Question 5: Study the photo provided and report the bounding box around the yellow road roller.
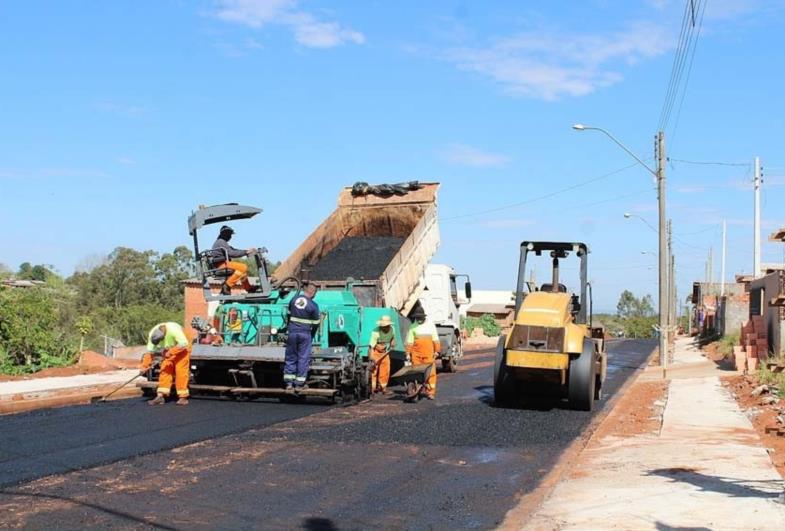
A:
[494,241,607,410]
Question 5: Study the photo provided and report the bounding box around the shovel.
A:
[91,373,144,403]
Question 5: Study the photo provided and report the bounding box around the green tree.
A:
[155,246,194,308]
[461,314,501,337]
[0,286,79,373]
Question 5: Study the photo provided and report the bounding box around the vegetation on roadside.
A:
[0,247,194,374]
[596,290,658,339]
[758,364,785,390]
[461,314,501,337]
[717,333,740,360]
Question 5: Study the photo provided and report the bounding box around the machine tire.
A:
[493,336,515,406]
[442,357,456,373]
[568,339,596,411]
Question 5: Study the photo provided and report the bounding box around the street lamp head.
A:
[624,212,632,218]
[572,123,586,131]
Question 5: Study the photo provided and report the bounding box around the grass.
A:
[758,363,785,392]
[716,333,740,360]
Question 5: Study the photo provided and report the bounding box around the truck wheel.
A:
[442,357,456,373]
[568,339,596,411]
[493,336,515,406]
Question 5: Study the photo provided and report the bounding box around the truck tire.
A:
[442,357,456,373]
[493,336,515,406]
[568,339,596,411]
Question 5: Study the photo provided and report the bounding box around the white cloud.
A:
[444,22,672,100]
[117,157,135,165]
[213,0,364,48]
[441,143,510,168]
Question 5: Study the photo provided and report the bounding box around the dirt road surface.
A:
[0,339,654,530]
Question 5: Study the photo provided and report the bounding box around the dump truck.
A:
[140,183,441,402]
[494,241,607,411]
[416,264,471,372]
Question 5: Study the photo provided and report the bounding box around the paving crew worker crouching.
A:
[405,309,441,400]
[140,322,191,406]
[284,283,320,392]
[369,315,396,394]
[211,225,257,295]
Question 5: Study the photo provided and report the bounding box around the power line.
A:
[669,0,707,146]
[440,161,643,222]
[658,0,707,134]
[658,0,698,131]
[668,157,750,167]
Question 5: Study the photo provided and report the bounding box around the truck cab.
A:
[417,264,471,372]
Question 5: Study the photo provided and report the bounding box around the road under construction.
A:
[0,340,654,529]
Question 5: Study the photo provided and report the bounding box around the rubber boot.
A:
[176,398,189,406]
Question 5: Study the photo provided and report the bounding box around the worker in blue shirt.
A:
[284,282,321,392]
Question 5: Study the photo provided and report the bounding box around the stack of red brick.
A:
[734,315,768,371]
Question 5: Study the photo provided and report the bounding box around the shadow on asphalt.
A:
[0,489,177,530]
[302,517,340,531]
[473,384,572,412]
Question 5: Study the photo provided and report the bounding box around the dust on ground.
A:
[722,373,785,478]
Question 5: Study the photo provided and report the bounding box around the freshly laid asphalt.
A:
[0,339,654,530]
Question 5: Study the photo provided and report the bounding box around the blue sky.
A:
[2,0,785,311]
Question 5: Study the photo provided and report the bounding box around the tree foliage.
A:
[613,291,657,338]
[1,246,195,374]
[0,286,79,374]
[461,314,501,337]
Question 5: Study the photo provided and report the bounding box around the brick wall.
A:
[183,280,222,339]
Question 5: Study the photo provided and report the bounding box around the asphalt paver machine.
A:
[494,241,607,410]
[139,203,400,402]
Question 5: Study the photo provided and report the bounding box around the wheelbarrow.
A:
[389,363,433,402]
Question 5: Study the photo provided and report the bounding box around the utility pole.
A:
[656,131,668,378]
[708,247,713,288]
[721,220,727,297]
[754,156,762,277]
[667,219,674,346]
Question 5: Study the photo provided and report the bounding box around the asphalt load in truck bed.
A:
[308,236,405,280]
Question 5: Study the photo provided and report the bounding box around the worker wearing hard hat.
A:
[140,322,191,405]
[369,315,396,394]
[284,283,321,392]
[211,225,257,295]
[405,308,441,399]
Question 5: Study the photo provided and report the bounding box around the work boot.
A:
[147,395,165,406]
[221,283,231,296]
[381,388,391,395]
[425,394,435,400]
[246,285,260,293]
[295,384,309,393]
[285,383,295,394]
[176,398,189,406]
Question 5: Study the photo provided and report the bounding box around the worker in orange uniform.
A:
[369,315,396,394]
[211,225,257,295]
[405,308,441,400]
[140,322,191,406]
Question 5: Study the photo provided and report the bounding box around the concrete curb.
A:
[498,339,659,529]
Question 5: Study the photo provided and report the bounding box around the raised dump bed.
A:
[274,183,440,315]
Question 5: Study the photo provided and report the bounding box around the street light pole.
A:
[574,124,668,378]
